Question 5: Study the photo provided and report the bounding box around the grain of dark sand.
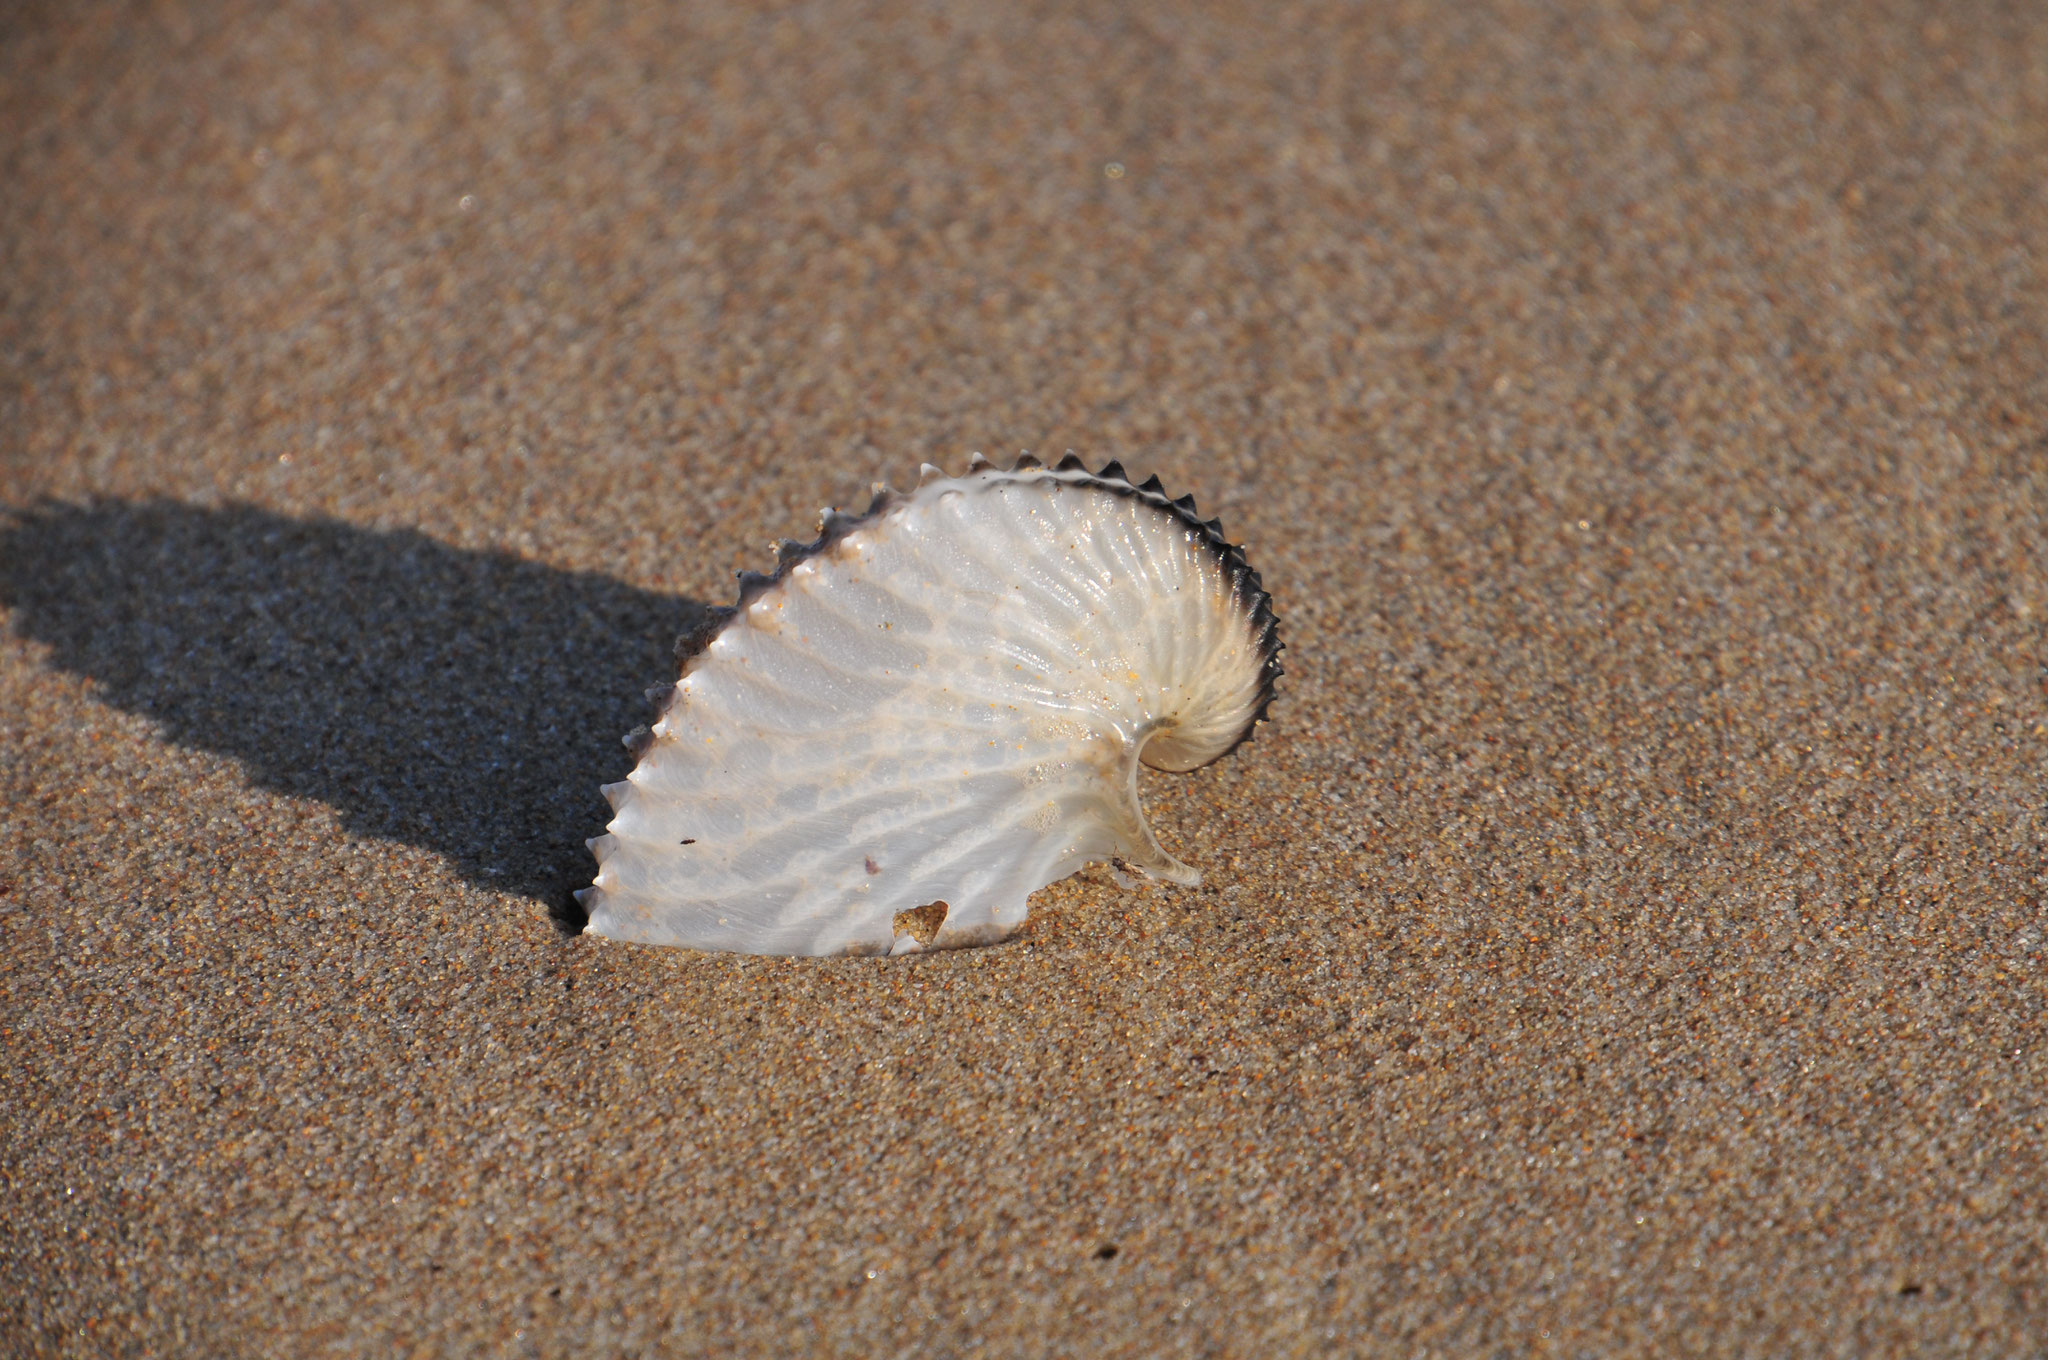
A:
[2,2,2044,1355]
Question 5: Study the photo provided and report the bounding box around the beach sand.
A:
[2,1,2043,1353]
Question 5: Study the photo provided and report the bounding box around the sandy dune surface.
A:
[2,1,2043,1354]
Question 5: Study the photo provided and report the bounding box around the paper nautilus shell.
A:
[576,455,1282,956]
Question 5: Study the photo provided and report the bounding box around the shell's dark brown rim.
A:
[662,454,1284,751]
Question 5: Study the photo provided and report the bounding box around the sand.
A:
[2,0,2043,1354]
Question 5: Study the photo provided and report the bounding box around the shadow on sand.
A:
[0,499,709,930]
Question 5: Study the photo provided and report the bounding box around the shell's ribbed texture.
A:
[578,458,1281,956]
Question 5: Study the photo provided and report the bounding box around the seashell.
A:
[576,455,1281,957]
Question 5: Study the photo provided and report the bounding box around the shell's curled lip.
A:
[569,454,1283,954]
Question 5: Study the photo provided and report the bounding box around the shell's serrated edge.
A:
[553,885,594,937]
[662,457,1281,756]
[1062,455,1285,763]
[671,485,905,678]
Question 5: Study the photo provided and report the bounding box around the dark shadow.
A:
[0,499,709,930]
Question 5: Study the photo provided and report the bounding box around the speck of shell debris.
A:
[0,0,2043,1355]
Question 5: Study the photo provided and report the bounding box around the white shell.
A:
[577,458,1280,956]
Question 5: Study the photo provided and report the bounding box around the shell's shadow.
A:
[0,499,706,930]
